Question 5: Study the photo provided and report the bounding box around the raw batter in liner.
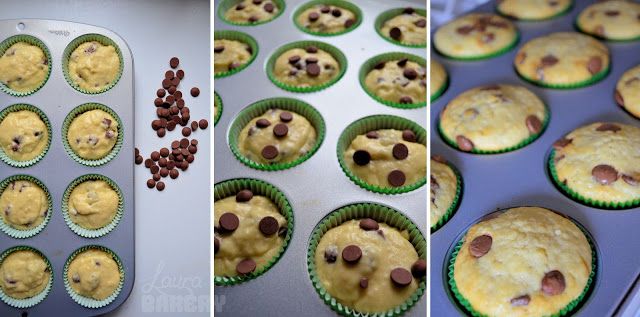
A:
[0,250,50,299]
[0,180,48,230]
[273,46,340,88]
[0,42,49,92]
[214,39,253,74]
[296,4,357,34]
[364,59,426,104]
[67,109,118,160]
[68,41,120,92]
[68,180,119,230]
[67,249,120,300]
[0,110,49,162]
[224,0,279,24]
[380,8,426,45]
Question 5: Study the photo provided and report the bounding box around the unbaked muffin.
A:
[67,41,120,93]
[0,110,49,162]
[380,7,426,46]
[67,249,120,300]
[0,180,48,230]
[0,249,50,300]
[214,39,253,74]
[66,109,118,160]
[0,41,49,93]
[67,180,119,230]
[296,3,357,34]
[364,58,426,105]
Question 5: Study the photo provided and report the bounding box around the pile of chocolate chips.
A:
[353,129,417,187]
[388,8,426,41]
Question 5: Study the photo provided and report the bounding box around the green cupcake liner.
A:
[214,30,259,79]
[307,202,426,317]
[61,103,123,167]
[337,115,427,194]
[430,73,449,103]
[266,40,347,93]
[228,97,326,171]
[62,33,124,95]
[214,91,223,126]
[61,174,124,238]
[359,52,426,109]
[0,246,53,308]
[447,208,597,317]
[574,19,640,42]
[430,159,463,233]
[217,0,286,26]
[0,35,52,97]
[0,103,52,168]
[435,30,520,61]
[0,175,52,239]
[214,178,294,286]
[63,245,125,308]
[496,1,573,21]
[293,0,363,37]
[515,63,610,89]
[374,8,427,48]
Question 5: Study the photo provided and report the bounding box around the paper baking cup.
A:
[61,103,123,167]
[374,8,427,48]
[61,174,124,238]
[0,103,52,168]
[430,74,449,103]
[496,2,573,21]
[516,63,610,89]
[214,91,223,126]
[214,178,294,286]
[359,52,426,109]
[62,33,123,95]
[431,159,463,233]
[228,97,326,171]
[217,0,286,26]
[435,31,520,61]
[0,34,52,97]
[0,246,53,308]
[266,40,347,93]
[447,208,597,317]
[0,175,52,239]
[337,115,427,195]
[293,0,363,36]
[214,30,259,78]
[63,245,124,308]
[307,202,427,317]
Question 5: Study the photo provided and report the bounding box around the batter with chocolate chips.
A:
[214,39,253,74]
[67,109,118,160]
[67,180,119,230]
[0,180,48,230]
[615,64,640,118]
[0,250,50,299]
[430,156,457,228]
[68,41,120,92]
[272,45,340,88]
[497,0,572,21]
[0,42,49,92]
[380,7,426,45]
[296,4,357,34]
[577,0,640,41]
[67,249,120,300]
[0,110,49,162]
[224,0,279,24]
[364,58,426,104]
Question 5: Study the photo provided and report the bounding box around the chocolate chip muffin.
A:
[224,0,280,24]
[67,249,120,300]
[452,207,593,317]
[380,7,426,46]
[67,180,119,230]
[0,110,48,162]
[615,64,640,118]
[315,218,425,313]
[497,0,572,20]
[67,109,118,160]
[430,156,459,229]
[514,32,610,87]
[364,58,426,105]
[296,3,357,34]
[577,0,640,41]
[272,45,340,88]
[430,59,447,101]
[67,41,120,93]
[0,249,50,300]
[0,180,48,231]
[0,42,49,93]
[439,84,547,153]
[433,13,517,59]
[213,39,253,74]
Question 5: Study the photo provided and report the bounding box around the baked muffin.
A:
[439,84,547,153]
[551,122,640,207]
[452,207,592,317]
[430,59,448,101]
[315,218,424,313]
[364,58,426,105]
[224,0,280,24]
[214,39,253,74]
[272,45,340,88]
[67,41,120,93]
[380,7,426,46]
[67,180,119,230]
[434,13,517,59]
[577,0,640,41]
[430,156,459,229]
[0,180,48,230]
[497,0,572,20]
[514,32,610,87]
[214,189,287,277]
[0,249,50,300]
[0,42,49,93]
[296,3,357,34]
[67,109,118,160]
[615,64,640,118]
[67,249,120,300]
[0,110,49,162]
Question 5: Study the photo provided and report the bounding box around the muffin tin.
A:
[214,0,426,315]
[0,19,134,316]
[431,1,640,315]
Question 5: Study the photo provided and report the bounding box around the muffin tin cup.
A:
[0,34,52,97]
[62,33,124,95]
[435,31,520,61]
[0,245,53,308]
[228,97,326,171]
[292,0,363,37]
[307,202,427,317]
[266,40,347,93]
[430,75,449,103]
[430,159,462,233]
[574,20,640,43]
[374,8,427,48]
[337,115,427,195]
[61,102,124,167]
[214,91,223,126]
[61,174,124,238]
[214,30,259,79]
[0,103,52,168]
[214,178,294,286]
[516,64,611,89]
[359,52,426,109]
[217,0,286,26]
[496,2,574,21]
[0,175,52,239]
[63,245,125,309]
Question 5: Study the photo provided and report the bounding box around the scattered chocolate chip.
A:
[156,181,165,191]
[256,118,271,128]
[353,150,371,166]
[324,246,338,263]
[456,135,474,152]
[342,245,362,263]
[151,151,161,161]
[511,294,530,306]
[345,18,355,28]
[165,70,175,79]
[219,212,240,232]
[390,268,412,287]
[259,216,279,235]
[176,70,185,79]
[541,270,566,296]
[309,12,320,21]
[262,145,279,159]
[596,123,621,132]
[402,130,416,142]
[469,234,492,258]
[190,87,200,97]
[306,63,321,77]
[279,112,293,122]
[236,259,256,274]
[588,56,603,75]
[170,169,179,179]
[389,27,402,40]
[306,57,318,64]
[592,164,618,185]
[273,123,289,137]
[359,277,368,288]
[191,121,198,131]
[181,127,191,137]
[388,170,406,187]
[359,218,379,231]
[236,189,253,202]
[147,179,155,188]
[366,131,379,139]
[150,165,160,174]
[160,168,169,177]
[393,143,409,160]
[170,57,179,69]
[411,259,427,278]
[526,115,542,134]
[180,138,190,148]
[135,155,143,165]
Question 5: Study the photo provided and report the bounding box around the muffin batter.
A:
[434,13,516,59]
[0,42,49,92]
[380,8,426,45]
[577,0,640,41]
[0,180,48,230]
[0,110,49,161]
[430,59,447,100]
[296,4,357,34]
[430,157,458,228]
[272,46,340,88]
[67,249,120,300]
[67,109,118,160]
[214,39,252,74]
[365,58,426,104]
[68,41,120,92]
[0,250,50,299]
[68,180,119,230]
[224,0,280,24]
[497,0,572,20]
[615,64,640,118]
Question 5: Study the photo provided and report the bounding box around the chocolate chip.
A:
[160,168,169,177]
[541,54,558,67]
[190,121,198,131]
[170,169,179,179]
[353,150,371,166]
[279,112,293,122]
[393,143,409,160]
[259,216,279,236]
[541,270,566,296]
[615,90,624,106]
[306,57,318,64]
[414,19,426,28]
[623,174,638,186]
[219,212,239,232]
[374,62,385,70]
[411,259,427,278]
[262,145,279,159]
[151,151,160,161]
[236,259,256,274]
[320,5,331,13]
[288,55,301,64]
[592,164,618,185]
[403,68,418,80]
[588,57,603,75]
[390,268,412,287]
[388,170,406,187]
[182,127,191,137]
[170,57,179,68]
[214,237,220,254]
[135,155,143,165]
[331,8,341,17]
[389,27,402,40]
[309,12,320,21]
[176,69,185,79]
[553,138,572,150]
[264,2,274,13]
[596,123,621,132]
[342,245,362,263]
[402,130,416,142]
[252,0,262,4]
[324,246,338,263]
[236,189,253,202]
[236,3,245,10]
[273,123,288,137]
[248,16,259,23]
[526,115,542,134]
[162,79,171,89]
[147,179,155,188]
[469,234,492,258]
[399,96,413,104]
[256,118,271,128]
[214,46,225,53]
[511,294,530,306]
[180,138,190,148]
[345,18,355,28]
[397,58,408,67]
[456,25,474,35]
[306,63,321,77]
[191,87,200,97]
[605,10,620,16]
[156,181,165,191]
[150,165,160,174]
[306,46,318,53]
[366,131,379,139]
[359,218,379,231]
[403,7,415,14]
[456,135,474,152]
[359,277,368,289]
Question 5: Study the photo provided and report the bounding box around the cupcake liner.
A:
[430,159,463,233]
[574,19,640,42]
[62,33,124,95]
[266,40,347,93]
[430,74,449,103]
[374,8,427,48]
[214,91,223,126]
[214,178,294,286]
[63,245,125,308]
[0,175,52,239]
[337,115,427,195]
[293,0,363,36]
[0,103,52,168]
[435,31,520,61]
[228,97,326,171]
[307,202,427,317]
[496,2,573,21]
[0,246,53,308]
[548,150,640,209]
[61,103,123,167]
[0,35,52,97]
[61,174,124,238]
[515,63,610,89]
[217,0,286,26]
[214,30,259,79]
[359,52,426,109]
[447,208,597,317]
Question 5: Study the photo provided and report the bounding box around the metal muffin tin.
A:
[430,1,640,315]
[214,0,426,315]
[0,19,134,316]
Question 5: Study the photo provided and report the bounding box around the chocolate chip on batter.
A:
[319,5,331,13]
[342,245,362,263]
[288,55,301,64]
[359,218,379,231]
[623,174,639,186]
[592,164,618,185]
[324,245,338,263]
[273,123,289,137]
[262,145,279,159]
[393,143,409,160]
[309,12,320,22]
[397,58,409,67]
[511,294,530,306]
[388,170,406,187]
[219,212,240,232]
[214,237,220,254]
[456,25,474,35]
[306,46,318,53]
[248,16,259,23]
[411,259,427,278]
[469,234,492,258]
[615,90,624,106]
[605,10,620,16]
[390,268,412,287]
[279,111,293,122]
[399,96,413,104]
[596,123,621,132]
[389,27,402,40]
[305,57,318,64]
[236,3,245,10]
[264,2,275,13]
[214,46,225,53]
[588,56,603,75]
[403,68,418,80]
[541,270,566,296]
[366,131,379,139]
[359,277,368,289]
[526,115,543,134]
[402,130,416,142]
[456,135,474,152]
[353,150,371,166]
[345,18,355,28]
[374,62,386,70]
[236,259,256,275]
[331,8,342,17]
[541,54,559,67]
[553,137,572,150]
[403,7,415,14]
[414,19,426,28]
[170,57,179,69]
[306,63,321,77]
[255,118,271,128]
[259,216,279,236]
[176,69,185,79]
